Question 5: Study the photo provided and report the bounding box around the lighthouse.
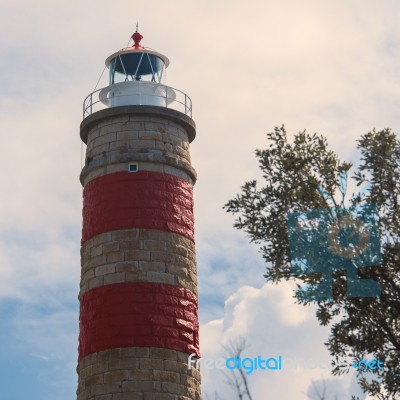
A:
[77,29,202,400]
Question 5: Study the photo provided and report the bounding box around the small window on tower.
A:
[129,163,138,172]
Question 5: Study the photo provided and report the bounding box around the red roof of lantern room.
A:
[131,30,144,49]
[104,28,170,68]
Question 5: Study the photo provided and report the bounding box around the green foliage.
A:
[224,126,400,398]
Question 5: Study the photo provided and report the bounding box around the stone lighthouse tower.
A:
[77,29,202,400]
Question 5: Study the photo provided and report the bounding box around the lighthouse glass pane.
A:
[109,53,165,83]
[109,58,127,84]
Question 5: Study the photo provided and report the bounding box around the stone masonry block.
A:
[149,348,178,361]
[123,380,161,392]
[163,361,187,375]
[153,371,180,384]
[117,131,139,141]
[97,124,119,135]
[81,365,93,379]
[113,393,144,400]
[103,242,119,253]
[184,388,198,400]
[112,230,140,241]
[87,254,107,269]
[174,146,190,158]
[161,134,183,147]
[187,368,201,383]
[105,163,129,175]
[95,264,116,276]
[106,252,125,263]
[77,388,90,400]
[78,353,97,370]
[87,128,100,142]
[180,376,199,391]
[90,244,103,257]
[122,348,150,358]
[119,240,143,251]
[103,370,131,383]
[80,281,89,293]
[83,229,198,295]
[139,230,168,240]
[174,255,192,269]
[77,348,200,400]
[166,244,188,257]
[128,139,156,149]
[139,131,163,140]
[90,232,113,247]
[108,358,138,371]
[82,269,95,282]
[175,278,197,295]
[109,141,128,151]
[92,382,121,396]
[95,394,113,400]
[150,252,175,263]
[144,393,177,400]
[139,358,164,370]
[116,262,139,273]
[88,276,104,291]
[139,261,166,273]
[85,372,104,386]
[130,369,154,381]
[147,272,175,285]
[176,352,189,364]
[120,121,145,131]
[91,143,110,156]
[125,271,147,282]
[125,250,151,261]
[188,272,198,286]
[166,264,188,279]
[83,166,107,184]
[144,240,167,251]
[111,116,131,123]
[161,382,185,395]
[96,348,122,362]
[103,272,126,285]
[92,132,117,148]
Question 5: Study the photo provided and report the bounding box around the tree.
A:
[222,338,254,400]
[206,338,254,400]
[224,126,400,399]
[307,379,338,400]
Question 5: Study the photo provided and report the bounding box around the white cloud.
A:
[200,281,368,399]
[0,0,398,398]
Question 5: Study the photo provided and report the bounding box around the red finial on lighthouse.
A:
[131,23,144,49]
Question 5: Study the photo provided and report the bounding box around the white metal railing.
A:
[83,81,192,118]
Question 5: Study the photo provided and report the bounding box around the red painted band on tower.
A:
[81,171,194,244]
[78,282,200,361]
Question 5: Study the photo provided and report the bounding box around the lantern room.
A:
[82,28,192,118]
[105,30,169,84]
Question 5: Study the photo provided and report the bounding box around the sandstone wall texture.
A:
[77,107,201,400]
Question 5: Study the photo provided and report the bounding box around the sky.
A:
[1,0,400,399]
